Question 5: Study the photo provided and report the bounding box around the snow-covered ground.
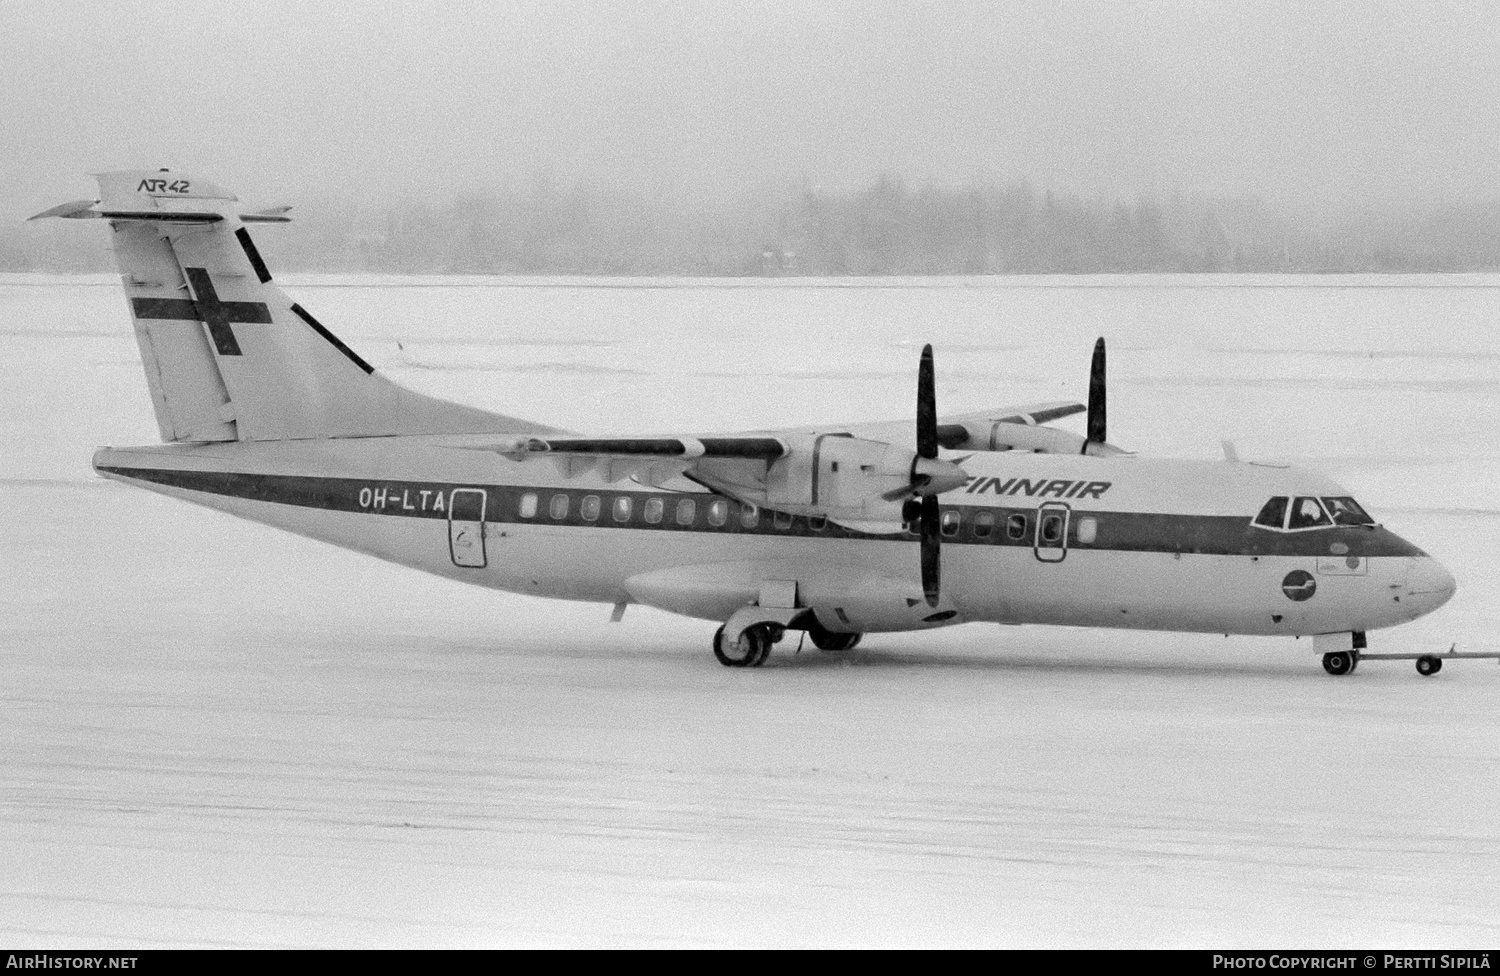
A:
[2,274,1497,947]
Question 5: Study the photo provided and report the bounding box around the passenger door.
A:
[448,488,487,568]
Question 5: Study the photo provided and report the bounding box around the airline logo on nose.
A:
[1281,570,1317,602]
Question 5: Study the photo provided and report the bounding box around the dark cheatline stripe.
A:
[235,227,273,283]
[290,303,374,375]
[96,465,1428,559]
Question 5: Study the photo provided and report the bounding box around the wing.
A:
[442,398,1088,478]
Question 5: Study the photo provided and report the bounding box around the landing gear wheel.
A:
[713,624,772,668]
[1416,655,1443,676]
[811,631,862,652]
[747,626,773,667]
[1322,651,1356,676]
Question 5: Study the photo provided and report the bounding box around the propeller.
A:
[917,345,943,607]
[884,345,965,607]
[1085,337,1106,448]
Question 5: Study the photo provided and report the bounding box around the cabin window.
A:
[740,504,760,529]
[644,497,664,524]
[613,496,632,522]
[1040,513,1064,544]
[519,492,538,518]
[809,514,827,532]
[1254,496,1289,530]
[774,510,794,530]
[549,493,569,520]
[708,499,728,527]
[676,498,697,526]
[1006,513,1028,540]
[1322,496,1374,526]
[580,495,601,521]
[1077,517,1098,544]
[973,511,994,538]
[940,509,960,537]
[1288,496,1332,530]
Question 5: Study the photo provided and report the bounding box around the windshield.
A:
[1288,496,1333,530]
[1322,496,1375,526]
[1253,496,1288,530]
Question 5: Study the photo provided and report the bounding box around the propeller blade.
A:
[920,495,941,607]
[917,344,937,459]
[1087,337,1107,445]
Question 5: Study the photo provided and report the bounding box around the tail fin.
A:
[33,169,543,442]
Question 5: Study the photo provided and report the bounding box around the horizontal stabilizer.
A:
[29,203,290,224]
[241,206,293,223]
[26,200,99,221]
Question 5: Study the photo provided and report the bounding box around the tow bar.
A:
[1354,644,1500,676]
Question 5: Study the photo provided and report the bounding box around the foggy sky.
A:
[4,0,1499,218]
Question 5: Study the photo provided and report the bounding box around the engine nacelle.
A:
[693,433,962,528]
[943,420,1126,456]
[772,434,912,518]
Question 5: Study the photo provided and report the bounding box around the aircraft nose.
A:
[1407,556,1457,611]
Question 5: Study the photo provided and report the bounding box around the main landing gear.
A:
[712,622,865,667]
[810,630,862,652]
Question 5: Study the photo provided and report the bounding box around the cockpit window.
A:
[1321,496,1374,526]
[1253,496,1289,530]
[1288,496,1333,530]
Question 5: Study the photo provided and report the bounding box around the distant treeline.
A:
[12,175,1500,275]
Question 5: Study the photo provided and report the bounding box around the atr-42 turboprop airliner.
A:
[36,170,1471,676]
